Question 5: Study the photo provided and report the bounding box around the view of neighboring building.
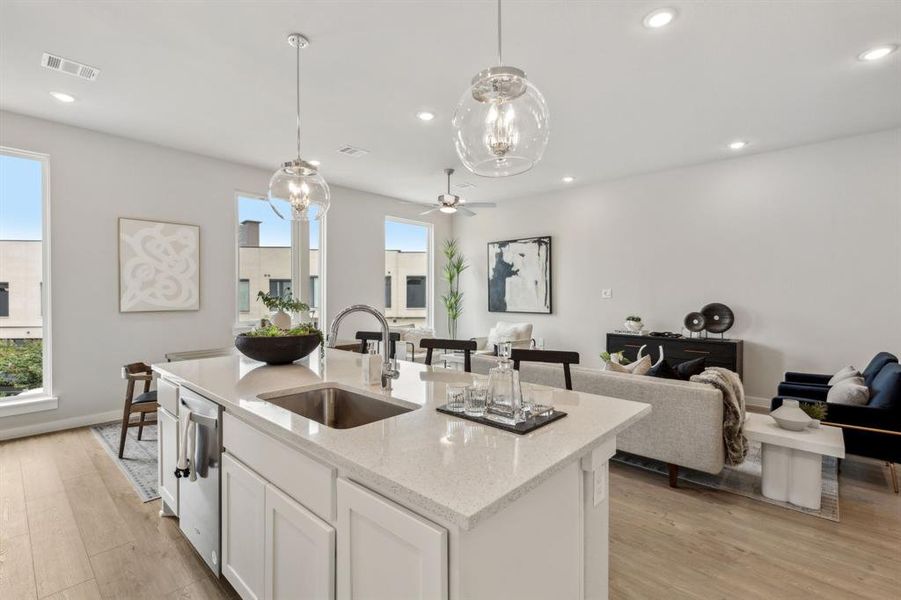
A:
[0,240,42,339]
[384,249,428,327]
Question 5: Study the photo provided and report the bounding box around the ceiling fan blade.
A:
[457,206,477,217]
[419,207,440,215]
[462,202,496,208]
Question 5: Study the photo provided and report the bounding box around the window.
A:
[406,276,427,308]
[238,279,250,313]
[269,279,292,298]
[237,194,325,326]
[385,218,431,327]
[0,148,50,403]
[0,282,8,317]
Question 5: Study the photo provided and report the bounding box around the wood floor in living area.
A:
[1,428,898,600]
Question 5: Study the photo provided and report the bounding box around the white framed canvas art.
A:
[119,217,200,312]
[487,236,552,314]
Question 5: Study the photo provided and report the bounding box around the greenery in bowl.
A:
[800,401,828,421]
[242,323,324,347]
[600,350,631,365]
[626,315,642,322]
[256,291,309,314]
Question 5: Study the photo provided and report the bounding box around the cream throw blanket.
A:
[691,367,748,466]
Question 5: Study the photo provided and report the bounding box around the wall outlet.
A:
[601,288,612,299]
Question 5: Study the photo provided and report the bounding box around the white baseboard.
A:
[745,395,771,409]
[0,409,122,441]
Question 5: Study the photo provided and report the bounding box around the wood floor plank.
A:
[0,532,37,600]
[43,579,102,600]
[167,577,239,600]
[63,471,134,556]
[50,430,98,481]
[25,491,94,598]
[0,450,28,542]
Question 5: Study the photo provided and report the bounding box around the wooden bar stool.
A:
[118,362,159,458]
[421,338,478,373]
[511,349,581,390]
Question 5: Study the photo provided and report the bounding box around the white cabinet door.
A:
[264,483,335,600]
[157,408,179,516]
[222,453,266,600]
[337,479,447,600]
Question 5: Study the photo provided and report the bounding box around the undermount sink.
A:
[260,386,415,429]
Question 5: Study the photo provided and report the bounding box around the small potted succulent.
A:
[235,323,324,365]
[257,291,308,329]
[624,314,643,333]
[800,401,828,428]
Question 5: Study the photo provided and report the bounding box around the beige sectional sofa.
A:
[471,355,726,483]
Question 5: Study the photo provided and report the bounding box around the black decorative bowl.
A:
[701,302,735,334]
[683,312,706,332]
[234,334,320,365]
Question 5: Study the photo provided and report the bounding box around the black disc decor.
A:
[683,312,706,333]
[701,302,735,334]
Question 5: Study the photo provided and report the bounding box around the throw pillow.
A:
[648,359,678,380]
[606,354,652,376]
[826,377,869,406]
[674,357,706,380]
[828,365,860,386]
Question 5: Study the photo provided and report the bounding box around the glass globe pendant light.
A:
[268,33,330,222]
[452,0,549,177]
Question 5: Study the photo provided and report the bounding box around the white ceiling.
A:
[1,1,900,204]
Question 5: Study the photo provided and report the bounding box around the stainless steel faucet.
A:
[327,304,400,389]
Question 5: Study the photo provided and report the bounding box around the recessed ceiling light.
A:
[309,160,321,167]
[49,91,75,103]
[562,176,575,183]
[728,140,748,151]
[643,8,677,29]
[858,44,898,62]
[416,111,435,121]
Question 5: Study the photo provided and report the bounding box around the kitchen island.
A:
[153,348,650,600]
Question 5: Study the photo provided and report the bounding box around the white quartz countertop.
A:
[153,349,650,530]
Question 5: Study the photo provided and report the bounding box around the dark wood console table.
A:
[606,333,743,378]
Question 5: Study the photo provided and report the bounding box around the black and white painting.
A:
[487,236,552,313]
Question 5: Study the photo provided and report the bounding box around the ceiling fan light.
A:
[439,206,457,214]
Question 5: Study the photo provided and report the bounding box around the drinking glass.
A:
[446,384,467,412]
[465,382,488,417]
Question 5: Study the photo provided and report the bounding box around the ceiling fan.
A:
[420,168,496,216]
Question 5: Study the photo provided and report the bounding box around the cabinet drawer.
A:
[224,413,336,522]
[157,378,178,414]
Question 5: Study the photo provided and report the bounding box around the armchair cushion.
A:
[828,365,861,385]
[783,371,831,386]
[826,377,869,406]
[868,362,901,410]
[863,352,899,388]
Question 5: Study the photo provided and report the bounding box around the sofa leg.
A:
[887,462,899,494]
[667,463,679,488]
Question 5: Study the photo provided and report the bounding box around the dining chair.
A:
[511,349,581,390]
[355,331,401,359]
[420,338,478,372]
[118,362,159,458]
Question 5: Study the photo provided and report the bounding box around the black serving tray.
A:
[436,404,567,435]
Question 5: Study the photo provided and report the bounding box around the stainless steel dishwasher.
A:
[177,387,222,575]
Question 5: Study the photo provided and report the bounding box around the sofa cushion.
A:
[487,322,533,347]
[868,363,901,410]
[827,377,869,406]
[828,365,861,386]
[606,354,651,375]
[674,357,707,380]
[648,359,678,380]
[863,352,898,387]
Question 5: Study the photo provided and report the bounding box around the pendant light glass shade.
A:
[268,33,329,221]
[452,1,549,177]
[452,67,549,177]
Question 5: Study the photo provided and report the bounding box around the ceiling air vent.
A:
[336,145,369,158]
[41,53,101,81]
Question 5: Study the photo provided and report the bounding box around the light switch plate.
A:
[601,288,612,299]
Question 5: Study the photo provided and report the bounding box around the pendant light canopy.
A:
[269,33,330,222]
[452,0,549,177]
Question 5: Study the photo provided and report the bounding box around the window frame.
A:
[385,216,434,329]
[238,279,250,313]
[0,146,55,415]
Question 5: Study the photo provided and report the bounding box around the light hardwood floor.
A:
[1,427,899,599]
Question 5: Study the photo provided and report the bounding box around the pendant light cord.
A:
[496,0,503,66]
[295,40,302,160]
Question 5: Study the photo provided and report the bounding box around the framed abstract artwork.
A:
[487,235,552,314]
[119,217,200,312]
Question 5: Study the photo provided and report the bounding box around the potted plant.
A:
[800,401,828,428]
[257,291,308,329]
[624,314,643,333]
[235,323,324,365]
[441,239,468,339]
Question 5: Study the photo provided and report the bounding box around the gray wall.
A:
[453,129,901,404]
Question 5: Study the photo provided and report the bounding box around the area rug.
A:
[91,421,160,502]
[613,441,839,521]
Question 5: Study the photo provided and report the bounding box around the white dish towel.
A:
[176,408,197,482]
